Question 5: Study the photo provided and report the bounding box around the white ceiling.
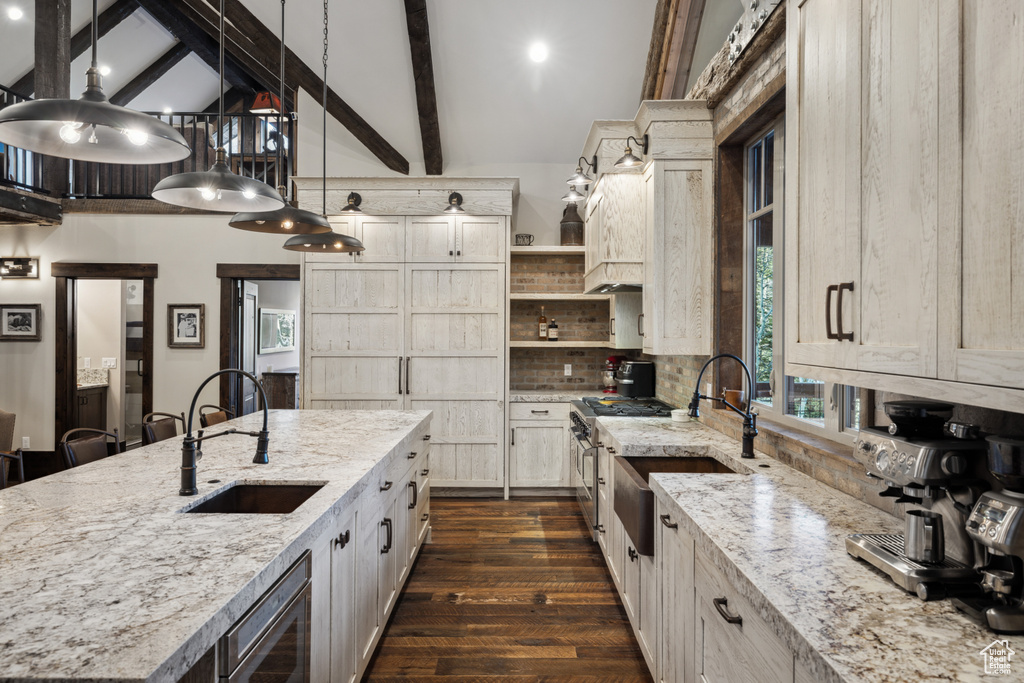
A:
[0,0,658,173]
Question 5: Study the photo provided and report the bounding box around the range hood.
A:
[587,282,642,294]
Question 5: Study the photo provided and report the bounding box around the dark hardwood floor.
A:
[362,497,652,682]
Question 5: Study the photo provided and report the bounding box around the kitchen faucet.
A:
[687,353,758,458]
[179,369,270,496]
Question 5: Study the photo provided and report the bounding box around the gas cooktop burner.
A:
[579,397,675,417]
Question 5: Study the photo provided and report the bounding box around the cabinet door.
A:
[658,499,694,683]
[611,292,643,350]
[378,496,400,624]
[695,550,792,683]
[304,264,404,410]
[456,215,506,263]
[584,192,602,278]
[406,264,505,488]
[509,421,569,487]
[941,0,1024,393]
[329,510,358,683]
[637,551,657,675]
[621,535,640,625]
[354,216,405,263]
[785,0,861,370]
[606,508,623,589]
[407,216,455,262]
[355,502,381,666]
[643,160,713,356]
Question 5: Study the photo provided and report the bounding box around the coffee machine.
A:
[952,436,1024,633]
[846,404,988,599]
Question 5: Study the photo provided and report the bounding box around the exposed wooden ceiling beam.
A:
[171,0,409,175]
[109,42,190,106]
[134,0,260,99]
[404,0,443,175]
[203,87,244,114]
[11,0,138,97]
[641,0,675,101]
[660,0,707,99]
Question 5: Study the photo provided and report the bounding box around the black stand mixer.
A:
[954,436,1024,633]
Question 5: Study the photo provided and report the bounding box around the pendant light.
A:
[229,0,329,234]
[152,0,284,212]
[283,0,363,254]
[0,0,190,164]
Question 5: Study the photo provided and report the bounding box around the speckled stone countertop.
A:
[0,409,430,682]
[510,391,586,403]
[76,367,109,388]
[596,417,1022,683]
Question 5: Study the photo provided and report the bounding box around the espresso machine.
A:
[846,401,987,600]
[952,436,1024,633]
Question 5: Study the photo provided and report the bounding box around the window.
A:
[743,118,859,441]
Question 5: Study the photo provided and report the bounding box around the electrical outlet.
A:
[22,436,30,449]
[564,364,572,376]
[102,357,117,369]
[83,357,91,368]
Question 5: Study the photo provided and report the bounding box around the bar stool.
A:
[141,412,186,446]
[60,428,121,469]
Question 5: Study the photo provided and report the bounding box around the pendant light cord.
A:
[91,0,98,67]
[218,0,225,147]
[322,0,328,217]
[279,0,285,199]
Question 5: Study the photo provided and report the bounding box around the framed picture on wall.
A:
[168,304,205,348]
[0,303,41,341]
[259,308,296,354]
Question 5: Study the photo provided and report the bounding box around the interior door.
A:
[241,281,259,415]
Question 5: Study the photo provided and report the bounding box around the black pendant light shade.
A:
[230,188,331,233]
[282,231,364,253]
[152,148,284,212]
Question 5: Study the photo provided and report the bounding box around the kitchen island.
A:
[0,409,431,681]
[596,416,1021,683]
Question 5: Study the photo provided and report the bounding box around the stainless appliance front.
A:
[220,551,312,682]
[570,408,598,538]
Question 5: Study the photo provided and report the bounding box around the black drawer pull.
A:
[381,518,393,553]
[423,434,431,441]
[825,284,839,340]
[607,447,617,454]
[598,477,606,485]
[837,281,855,341]
[421,513,429,522]
[595,524,605,533]
[408,451,417,459]
[409,480,418,509]
[333,529,350,549]
[628,546,638,562]
[380,481,393,491]
[531,409,549,415]
[660,514,678,529]
[421,468,429,476]
[713,597,742,625]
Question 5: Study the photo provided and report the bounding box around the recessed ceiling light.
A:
[99,65,111,76]
[7,6,24,20]
[528,42,548,63]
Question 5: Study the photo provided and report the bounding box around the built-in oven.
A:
[220,551,311,682]
[570,408,598,538]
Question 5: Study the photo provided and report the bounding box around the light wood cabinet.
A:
[406,215,507,263]
[642,159,713,356]
[509,402,570,488]
[583,172,645,294]
[327,508,357,683]
[657,499,694,683]
[610,293,643,350]
[694,549,793,683]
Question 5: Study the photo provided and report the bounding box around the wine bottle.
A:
[548,318,559,341]
[538,306,548,339]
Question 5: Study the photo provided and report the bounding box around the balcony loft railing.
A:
[0,84,296,202]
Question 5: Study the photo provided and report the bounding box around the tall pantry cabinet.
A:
[298,178,517,491]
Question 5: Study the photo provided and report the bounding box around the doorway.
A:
[53,263,156,451]
[216,264,300,415]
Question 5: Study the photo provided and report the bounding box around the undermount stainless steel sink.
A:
[182,483,325,514]
[614,456,737,556]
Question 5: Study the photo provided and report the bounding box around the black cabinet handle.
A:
[825,284,839,340]
[409,480,418,509]
[837,282,855,341]
[628,546,638,562]
[449,250,454,256]
[598,477,606,485]
[408,451,417,460]
[637,313,644,337]
[595,524,605,533]
[333,529,350,549]
[608,447,617,454]
[405,356,411,395]
[423,434,431,441]
[511,428,515,446]
[398,356,403,395]
[660,514,678,529]
[610,317,616,335]
[380,480,393,491]
[713,597,742,625]
[421,512,429,522]
[531,409,549,415]
[381,518,393,554]
[421,468,429,476]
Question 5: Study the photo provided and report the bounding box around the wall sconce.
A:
[339,192,363,213]
[614,134,649,168]
[561,185,586,203]
[0,257,39,279]
[444,192,465,214]
[566,155,598,186]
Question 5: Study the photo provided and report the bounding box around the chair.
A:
[199,405,234,428]
[0,409,25,489]
[60,428,121,469]
[141,412,186,446]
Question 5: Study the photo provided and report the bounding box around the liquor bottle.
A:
[538,306,548,339]
[548,318,559,341]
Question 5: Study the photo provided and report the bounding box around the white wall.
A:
[0,214,299,450]
[76,279,122,434]
[250,279,301,376]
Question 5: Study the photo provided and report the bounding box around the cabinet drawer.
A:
[509,402,569,420]
[695,550,792,683]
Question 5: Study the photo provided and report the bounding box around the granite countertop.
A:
[76,368,109,389]
[75,381,109,389]
[596,416,1020,683]
[510,391,587,403]
[0,409,431,682]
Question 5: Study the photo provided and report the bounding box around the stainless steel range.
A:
[570,396,675,539]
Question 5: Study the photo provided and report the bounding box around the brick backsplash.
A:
[509,347,609,392]
[511,300,610,343]
[510,254,586,293]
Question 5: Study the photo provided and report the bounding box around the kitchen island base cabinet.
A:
[657,500,694,683]
[694,549,792,683]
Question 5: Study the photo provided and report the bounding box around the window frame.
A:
[741,115,858,443]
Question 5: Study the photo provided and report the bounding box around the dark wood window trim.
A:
[52,263,157,449]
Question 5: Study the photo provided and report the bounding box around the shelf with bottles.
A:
[511,299,610,345]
